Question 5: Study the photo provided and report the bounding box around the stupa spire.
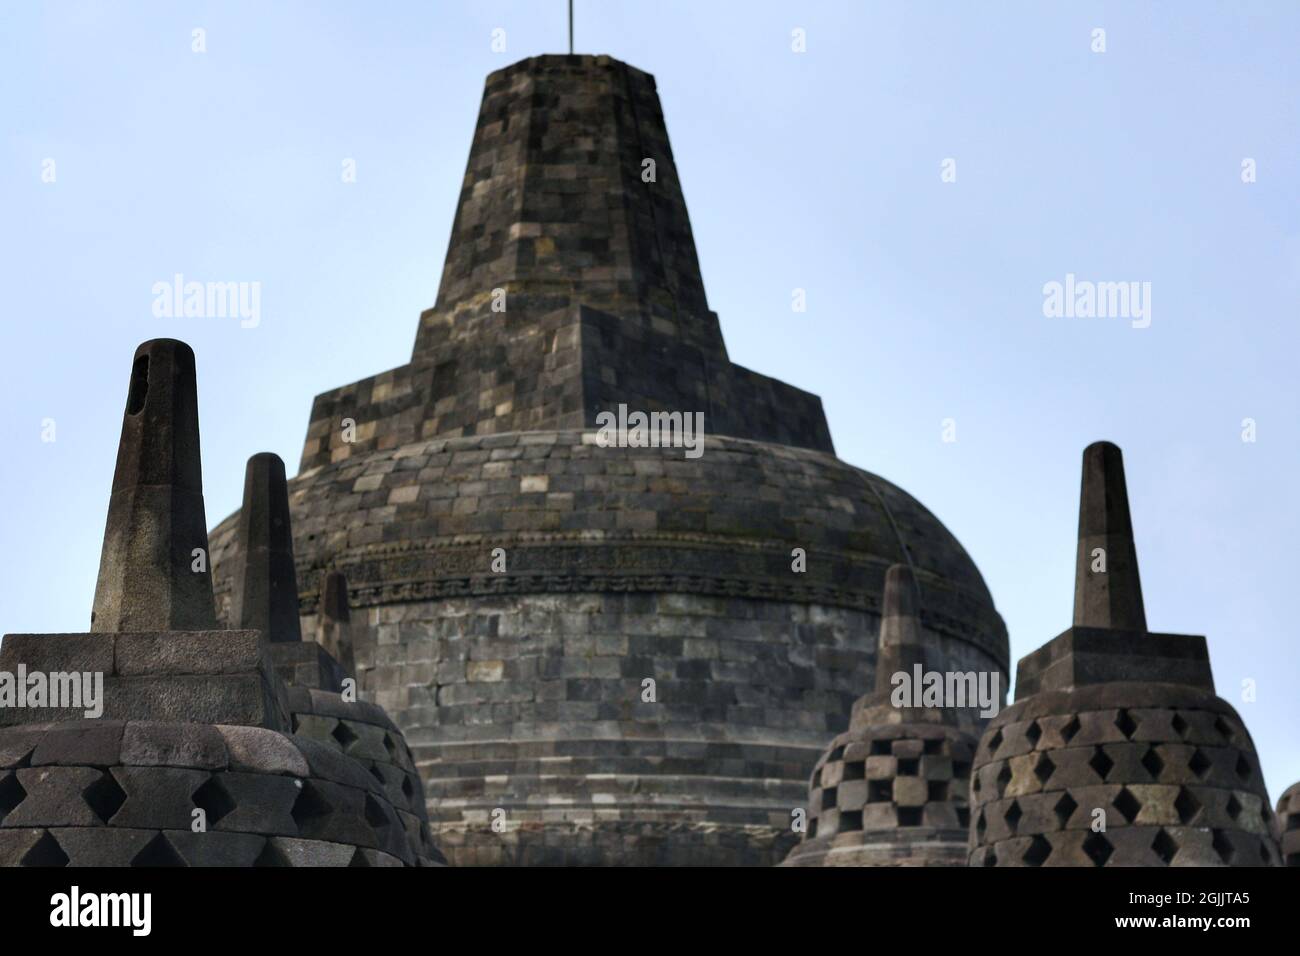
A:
[873,564,927,696]
[229,452,303,643]
[91,338,216,631]
[1072,441,1146,631]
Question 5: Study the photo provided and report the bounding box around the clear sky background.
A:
[2,2,1297,799]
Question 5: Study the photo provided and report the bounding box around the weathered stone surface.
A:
[0,829,48,866]
[120,721,228,770]
[164,830,267,866]
[91,338,216,632]
[8,766,111,827]
[47,827,157,866]
[29,721,125,767]
[113,630,266,677]
[229,452,303,644]
[262,836,355,867]
[109,766,209,829]
[203,771,301,835]
[217,724,310,777]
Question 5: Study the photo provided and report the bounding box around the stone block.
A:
[217,725,309,777]
[121,721,228,770]
[110,765,209,829]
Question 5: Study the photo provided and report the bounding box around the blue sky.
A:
[2,2,1297,797]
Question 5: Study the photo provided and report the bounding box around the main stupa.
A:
[210,54,1008,865]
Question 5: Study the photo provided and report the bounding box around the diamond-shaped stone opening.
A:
[253,839,292,867]
[0,771,28,822]
[1151,828,1178,865]
[1033,752,1055,786]
[971,773,981,796]
[1225,794,1243,821]
[82,771,127,825]
[1060,715,1080,744]
[1004,799,1023,831]
[383,733,399,760]
[331,720,360,751]
[1082,831,1114,866]
[364,792,392,830]
[349,847,372,867]
[867,780,892,803]
[1054,792,1079,828]
[981,847,997,867]
[897,758,918,776]
[291,780,334,837]
[192,776,237,828]
[1115,709,1138,739]
[1022,834,1051,866]
[369,764,386,784]
[841,761,865,781]
[828,745,846,762]
[1211,829,1235,864]
[1174,787,1201,825]
[995,763,1012,797]
[131,833,186,868]
[1141,746,1164,780]
[1235,754,1252,781]
[401,774,415,800]
[838,809,863,832]
[811,767,822,788]
[1089,747,1114,781]
[1025,720,1042,748]
[1171,712,1189,738]
[1188,748,1212,779]
[986,727,1004,756]
[20,831,69,867]
[975,808,986,841]
[896,806,923,827]
[1214,715,1235,742]
[1113,787,1142,824]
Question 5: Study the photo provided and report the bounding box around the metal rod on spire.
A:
[569,0,574,54]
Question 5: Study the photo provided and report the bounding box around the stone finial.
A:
[230,453,303,643]
[1073,441,1147,632]
[91,339,217,632]
[873,563,926,695]
[318,571,356,680]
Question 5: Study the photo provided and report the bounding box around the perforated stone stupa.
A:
[967,442,1280,867]
[0,339,442,867]
[782,564,977,867]
[209,54,1009,866]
